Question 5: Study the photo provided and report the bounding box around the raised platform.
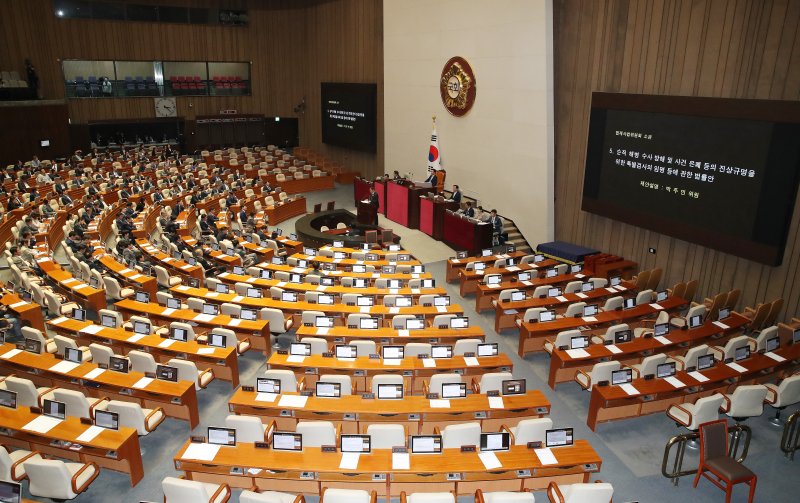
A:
[295,209,400,248]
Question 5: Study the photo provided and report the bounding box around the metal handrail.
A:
[662,424,751,486]
[780,410,800,460]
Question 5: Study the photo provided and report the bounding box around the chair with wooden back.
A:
[646,267,663,291]
[693,419,757,503]
[634,269,651,291]
[683,279,699,303]
[763,298,783,328]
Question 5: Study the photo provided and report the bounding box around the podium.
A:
[419,196,459,239]
[386,180,428,229]
[357,200,378,225]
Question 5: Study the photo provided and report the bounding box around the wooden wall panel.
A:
[0,102,70,163]
[554,0,800,322]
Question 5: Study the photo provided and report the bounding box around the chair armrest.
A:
[422,380,430,396]
[144,407,166,432]
[719,394,731,413]
[237,337,251,354]
[292,495,306,503]
[208,483,231,503]
[666,404,692,427]
[400,492,408,503]
[37,386,59,407]
[669,355,686,370]
[10,450,41,481]
[433,426,441,435]
[369,490,377,503]
[547,482,565,503]
[0,374,14,384]
[297,376,305,392]
[71,462,99,494]
[470,377,480,395]
[708,346,724,360]
[627,365,640,378]
[475,489,485,503]
[88,397,110,419]
[499,424,515,445]
[576,369,591,390]
[764,384,779,404]
[197,368,214,388]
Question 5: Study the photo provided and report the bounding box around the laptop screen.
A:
[433,296,450,307]
[766,337,780,352]
[133,321,150,335]
[272,432,302,451]
[202,303,219,315]
[654,323,669,337]
[241,308,257,321]
[377,383,404,399]
[233,266,245,275]
[611,369,632,385]
[547,288,561,298]
[583,305,598,317]
[65,347,82,363]
[539,310,556,322]
[734,345,750,361]
[406,318,425,330]
[382,346,404,359]
[623,298,636,310]
[171,327,189,342]
[290,343,311,356]
[215,283,230,294]
[71,308,87,321]
[581,282,594,292]
[317,294,335,305]
[718,307,730,320]
[335,345,357,359]
[545,428,574,447]
[450,317,469,329]
[688,315,703,328]
[359,317,379,330]
[487,275,502,285]
[0,390,17,409]
[395,296,412,307]
[166,297,181,309]
[570,264,582,273]
[315,381,341,398]
[209,333,227,348]
[421,279,435,288]
[352,265,366,273]
[441,382,467,398]
[157,364,179,382]
[356,296,374,307]
[23,338,41,354]
[656,362,676,378]
[315,316,335,328]
[546,269,557,278]
[517,271,531,282]
[477,343,498,357]
[281,292,298,302]
[697,354,715,370]
[570,336,588,349]
[341,435,371,453]
[208,427,237,446]
[431,345,453,359]
[43,399,66,420]
[256,378,281,394]
[410,435,442,453]
[610,276,621,287]
[656,290,668,302]
[502,379,526,395]
[614,329,632,344]
[95,410,119,430]
[109,356,129,373]
[135,292,149,303]
[247,288,262,298]
[480,432,510,452]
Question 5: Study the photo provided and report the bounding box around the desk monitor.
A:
[614,329,633,344]
[507,258,516,266]
[135,291,150,303]
[506,244,516,253]
[247,288,262,298]
[399,254,412,262]
[202,303,219,316]
[610,276,621,287]
[226,248,237,257]
[510,291,526,302]
[315,316,335,328]
[208,427,237,446]
[441,382,467,399]
[547,288,562,298]
[611,368,632,385]
[95,409,119,430]
[20,290,32,302]
[64,347,82,363]
[477,343,498,357]
[688,315,703,329]
[766,336,780,352]
[209,333,227,348]
[233,266,245,275]
[353,278,367,288]
[410,435,442,454]
[171,327,189,342]
[518,271,532,282]
[320,277,335,287]
[133,320,151,335]
[282,292,298,302]
[333,240,345,248]
[387,279,402,289]
[433,296,450,307]
[382,265,396,274]
[395,296,412,307]
[261,269,272,279]
[0,480,21,503]
[365,249,376,257]
[718,307,731,321]
[389,244,401,252]
[215,283,230,294]
[656,290,669,302]
[431,345,453,359]
[335,345,357,359]
[539,310,556,323]
[71,308,87,321]
[352,264,366,273]
[654,323,670,337]
[581,282,594,292]
[187,257,197,266]
[570,336,589,349]
[480,432,511,452]
[532,254,544,262]
[272,432,302,451]
[241,308,257,321]
[356,296,374,307]
[421,279,435,288]
[502,379,526,395]
[734,345,750,362]
[545,428,574,448]
[109,356,129,373]
[457,251,468,259]
[334,252,347,260]
[486,274,502,286]
[546,268,558,278]
[172,251,182,260]
[211,243,220,252]
[303,247,316,256]
[377,383,404,399]
[623,298,636,310]
[382,345,404,360]
[322,263,336,272]
[166,297,181,310]
[23,338,41,354]
[290,343,311,356]
[657,362,676,378]
[157,364,179,382]
[570,264,582,273]
[481,249,493,257]
[583,304,599,317]
[315,381,341,398]
[450,317,469,329]
[405,318,425,330]
[272,256,285,265]
[188,278,200,288]
[359,317,379,330]
[256,378,281,394]
[697,354,716,370]
[43,399,66,420]
[317,294,335,305]
[0,390,16,409]
[411,265,424,274]
[341,434,371,453]
[474,262,486,272]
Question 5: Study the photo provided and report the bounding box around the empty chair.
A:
[403,343,432,357]
[693,420,757,503]
[154,265,183,288]
[299,337,328,355]
[220,303,241,318]
[162,476,231,503]
[751,326,778,352]
[167,359,214,390]
[589,277,608,288]
[635,289,654,305]
[475,372,514,394]
[321,488,374,503]
[44,291,80,318]
[432,314,457,327]
[53,335,92,362]
[764,374,800,425]
[225,414,268,442]
[21,326,56,354]
[318,374,353,395]
[128,350,157,374]
[260,308,293,334]
[301,310,326,326]
[0,445,42,483]
[0,376,55,408]
[562,302,586,318]
[575,361,620,391]
[721,385,768,422]
[105,400,165,436]
[210,327,250,354]
[543,329,582,354]
[366,424,406,449]
[453,338,480,356]
[103,276,135,300]
[24,458,99,500]
[52,389,108,420]
[518,307,546,326]
[295,421,336,448]
[590,323,629,345]
[633,311,669,338]
[371,374,404,395]
[564,281,583,294]
[668,344,709,371]
[600,296,623,312]
[88,343,117,367]
[709,335,754,361]
[671,304,706,328]
[392,315,417,329]
[440,422,481,449]
[351,340,376,356]
[401,492,454,503]
[426,374,462,395]
[667,393,725,431]
[475,490,535,503]
[629,353,667,378]
[546,481,613,503]
[504,417,553,445]
[264,369,302,393]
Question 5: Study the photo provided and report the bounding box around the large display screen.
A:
[321,82,377,152]
[583,93,800,265]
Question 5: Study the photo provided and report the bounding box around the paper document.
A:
[389,307,400,314]
[649,303,664,310]
[488,396,505,409]
[765,352,786,362]
[77,425,104,442]
[197,348,215,355]
[392,452,410,470]
[398,330,410,338]
[606,344,622,354]
[84,368,106,379]
[713,321,730,330]
[436,306,447,313]
[286,355,306,364]
[316,328,329,336]
[422,358,436,368]
[79,325,104,335]
[605,287,616,293]
[507,266,520,272]
[383,359,402,366]
[655,336,671,345]
[664,376,686,388]
[228,319,241,327]
[193,314,214,323]
[575,273,586,279]
[278,395,308,408]
[206,292,219,298]
[49,361,80,374]
[726,362,748,373]
[127,334,146,343]
[566,348,590,359]
[316,286,328,291]
[182,443,221,461]
[50,317,68,325]
[411,289,421,294]
[132,377,154,389]
[619,383,640,396]
[687,371,710,383]
[478,451,502,469]
[582,316,598,323]
[359,307,371,314]
[535,447,558,465]
[555,296,568,302]
[158,339,176,348]
[429,399,450,408]
[463,357,479,367]
[0,349,22,360]
[232,296,245,303]
[9,301,27,309]
[575,293,588,299]
[176,285,190,291]
[339,452,361,470]
[161,308,176,316]
[22,415,62,434]
[255,393,277,402]
[451,259,460,264]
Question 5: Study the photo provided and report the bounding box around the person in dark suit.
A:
[451,184,462,203]
[60,192,73,206]
[463,201,475,218]
[369,185,379,225]
[489,209,504,245]
[424,168,437,185]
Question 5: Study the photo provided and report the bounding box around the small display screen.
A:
[545,428,574,447]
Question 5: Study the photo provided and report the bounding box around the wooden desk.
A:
[94,249,158,298]
[442,211,492,256]
[35,256,106,313]
[0,343,200,428]
[547,313,750,389]
[174,440,599,496]
[446,252,529,282]
[114,299,271,355]
[270,175,334,195]
[459,259,559,297]
[136,239,205,280]
[586,343,800,430]
[1,292,45,332]
[419,196,459,240]
[265,197,307,225]
[295,326,486,345]
[47,317,240,388]
[256,263,434,283]
[474,272,587,313]
[296,253,421,268]
[0,407,144,486]
[267,352,513,393]
[517,296,688,357]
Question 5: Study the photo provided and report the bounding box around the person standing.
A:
[489,209,504,245]
[369,185,380,225]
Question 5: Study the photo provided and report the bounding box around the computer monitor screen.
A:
[410,435,442,453]
[441,382,467,398]
[570,264,582,273]
[689,315,703,328]
[0,480,21,503]
[456,251,468,259]
[518,271,531,282]
[353,278,367,288]
[341,434,371,453]
[412,265,424,274]
[450,317,469,329]
[335,345,357,359]
[387,279,401,288]
[261,270,272,279]
[382,266,396,274]
[187,257,197,266]
[582,282,594,292]
[611,369,632,385]
[334,252,346,259]
[317,294,334,305]
[23,338,41,354]
[614,329,632,344]
[388,244,401,252]
[20,290,32,302]
[545,428,574,447]
[241,308,257,321]
[654,323,669,337]
[95,410,119,430]
[171,327,189,342]
[570,336,588,349]
[272,432,302,451]
[697,354,716,370]
[256,378,281,394]
[623,298,636,310]
[734,346,750,361]
[233,266,245,275]
[209,333,227,348]
[333,240,345,248]
[539,310,556,322]
[656,290,669,302]
[315,316,334,328]
[290,343,311,356]
[352,265,366,273]
[656,362,676,378]
[395,296,412,307]
[43,399,66,420]
[421,279,435,288]
[272,257,285,265]
[109,356,129,373]
[359,317,379,330]
[481,249,492,257]
[433,296,450,307]
[133,321,150,335]
[502,379,526,395]
[406,318,425,330]
[316,381,341,398]
[431,345,453,359]
[71,308,87,321]
[474,262,486,272]
[382,346,404,359]
[188,278,200,288]
[65,347,82,363]
[156,364,179,382]
[208,427,237,446]
[304,247,316,256]
[547,288,561,298]
[282,292,298,302]
[202,303,219,315]
[166,298,181,309]
[546,268,557,278]
[718,308,730,320]
[135,292,149,303]
[583,305,599,317]
[477,343,498,357]
[0,390,16,409]
[399,254,412,262]
[487,275,502,286]
[246,288,262,298]
[610,276,621,287]
[215,283,229,294]
[766,337,780,352]
[480,432,510,451]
